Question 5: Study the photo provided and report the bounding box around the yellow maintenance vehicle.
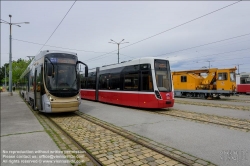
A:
[172,67,237,99]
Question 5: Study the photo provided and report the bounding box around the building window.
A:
[181,76,187,82]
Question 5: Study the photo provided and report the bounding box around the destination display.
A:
[50,57,76,64]
[155,60,168,70]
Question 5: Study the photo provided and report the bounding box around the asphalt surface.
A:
[1,92,71,166]
[80,100,250,166]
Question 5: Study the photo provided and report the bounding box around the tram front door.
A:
[34,66,43,110]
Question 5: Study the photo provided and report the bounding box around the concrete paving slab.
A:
[1,92,43,135]
[1,132,71,166]
[1,92,71,166]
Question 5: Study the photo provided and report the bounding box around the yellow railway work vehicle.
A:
[20,50,88,113]
[172,67,237,99]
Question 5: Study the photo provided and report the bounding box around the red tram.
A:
[236,73,250,94]
[80,57,174,108]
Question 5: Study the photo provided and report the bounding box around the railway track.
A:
[175,96,250,103]
[218,99,250,103]
[27,108,97,166]
[175,100,250,111]
[156,109,250,132]
[24,103,215,165]
[48,112,192,166]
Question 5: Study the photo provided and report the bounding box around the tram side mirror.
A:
[77,61,88,77]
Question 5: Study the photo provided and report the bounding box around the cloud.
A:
[1,1,250,72]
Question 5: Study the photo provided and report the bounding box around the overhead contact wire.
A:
[37,0,77,53]
[85,0,242,62]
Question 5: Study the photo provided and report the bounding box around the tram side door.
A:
[34,66,43,110]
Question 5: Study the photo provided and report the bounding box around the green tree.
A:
[0,64,9,86]
[12,58,30,85]
[0,58,30,86]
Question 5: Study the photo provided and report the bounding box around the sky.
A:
[1,1,250,73]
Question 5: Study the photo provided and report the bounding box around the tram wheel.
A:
[200,93,205,99]
[186,93,191,98]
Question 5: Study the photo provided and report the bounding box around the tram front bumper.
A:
[51,101,79,112]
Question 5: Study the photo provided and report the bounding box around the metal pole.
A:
[118,44,120,64]
[9,15,13,96]
[109,39,128,64]
[1,15,29,95]
[235,64,243,75]
[5,66,7,87]
[206,60,213,69]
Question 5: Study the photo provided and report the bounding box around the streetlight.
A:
[109,39,129,63]
[1,15,29,96]
[234,64,243,75]
[206,60,214,69]
[27,56,35,61]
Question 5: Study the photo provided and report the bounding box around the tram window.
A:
[109,74,120,90]
[124,73,139,91]
[35,67,42,92]
[155,70,172,91]
[87,76,96,89]
[29,70,35,91]
[99,74,109,90]
[24,74,29,91]
[80,75,87,89]
[181,76,187,82]
[123,65,139,72]
[218,73,227,80]
[140,64,151,70]
[141,71,153,91]
[246,78,250,83]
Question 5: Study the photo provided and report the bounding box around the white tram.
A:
[20,50,88,113]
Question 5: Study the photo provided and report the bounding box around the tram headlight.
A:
[49,96,54,101]
[77,95,81,104]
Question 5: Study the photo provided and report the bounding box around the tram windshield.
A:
[154,60,172,92]
[44,53,79,93]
